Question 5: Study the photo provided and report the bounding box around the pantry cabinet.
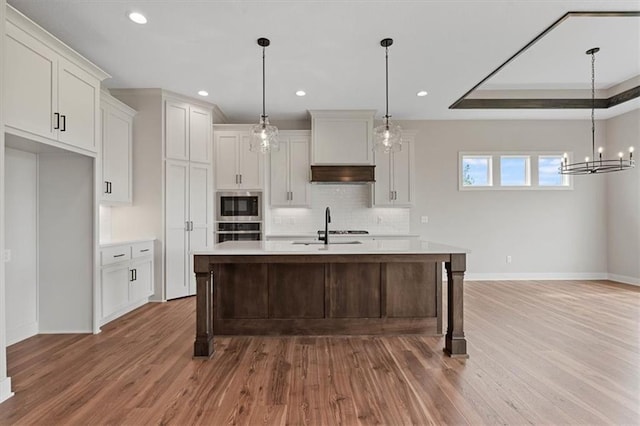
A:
[270,131,310,207]
[214,126,264,190]
[100,240,154,325]
[4,8,108,155]
[101,91,135,204]
[165,161,213,299]
[373,133,415,207]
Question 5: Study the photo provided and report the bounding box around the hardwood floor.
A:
[1,280,639,425]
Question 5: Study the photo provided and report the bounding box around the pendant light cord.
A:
[591,50,595,162]
[385,45,390,125]
[262,46,266,122]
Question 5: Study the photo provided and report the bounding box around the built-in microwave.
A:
[216,191,262,222]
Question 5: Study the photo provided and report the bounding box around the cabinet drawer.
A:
[132,241,153,258]
[101,245,131,266]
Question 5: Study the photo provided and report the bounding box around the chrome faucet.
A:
[321,206,331,245]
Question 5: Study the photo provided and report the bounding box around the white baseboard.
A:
[6,321,38,346]
[607,273,640,286]
[38,328,93,334]
[0,377,14,404]
[464,272,608,281]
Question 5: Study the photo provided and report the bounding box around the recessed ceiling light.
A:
[128,12,147,24]
[295,90,306,97]
[198,90,209,97]
[417,90,428,97]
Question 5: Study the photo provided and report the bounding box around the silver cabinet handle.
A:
[239,174,242,184]
[235,174,238,184]
[190,221,194,231]
[390,191,393,201]
[185,221,190,231]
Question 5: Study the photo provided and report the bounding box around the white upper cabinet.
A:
[270,131,310,207]
[101,91,135,204]
[165,100,212,163]
[310,110,375,165]
[4,7,109,155]
[213,127,264,190]
[373,133,415,207]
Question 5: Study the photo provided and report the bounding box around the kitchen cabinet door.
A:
[269,140,290,206]
[57,57,99,152]
[165,100,190,161]
[373,152,393,206]
[130,260,153,302]
[288,137,310,207]
[102,102,133,204]
[214,133,240,189]
[238,133,263,189]
[4,22,57,141]
[392,141,412,206]
[101,265,130,318]
[165,161,190,300]
[189,106,212,164]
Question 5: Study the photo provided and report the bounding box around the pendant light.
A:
[373,38,402,153]
[250,37,279,153]
[560,47,634,174]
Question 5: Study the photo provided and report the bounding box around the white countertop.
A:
[193,239,469,255]
[99,238,155,248]
[265,232,420,239]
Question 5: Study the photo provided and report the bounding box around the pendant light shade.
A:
[560,47,634,175]
[250,37,279,153]
[373,38,402,153]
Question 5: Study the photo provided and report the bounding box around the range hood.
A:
[310,165,375,183]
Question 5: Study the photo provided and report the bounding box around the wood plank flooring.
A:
[1,280,639,425]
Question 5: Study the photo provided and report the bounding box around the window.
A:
[538,155,568,187]
[461,155,492,187]
[459,152,572,191]
[500,156,530,186]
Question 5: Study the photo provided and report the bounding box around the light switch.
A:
[420,216,429,223]
[3,249,11,262]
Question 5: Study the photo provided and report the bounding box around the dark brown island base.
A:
[193,240,469,358]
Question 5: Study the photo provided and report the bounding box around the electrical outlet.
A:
[421,216,429,224]
[3,249,11,263]
[506,255,512,264]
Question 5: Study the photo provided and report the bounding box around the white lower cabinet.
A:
[100,240,154,325]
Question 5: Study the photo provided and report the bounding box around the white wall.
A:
[606,109,640,284]
[4,149,38,344]
[38,154,94,332]
[399,119,609,279]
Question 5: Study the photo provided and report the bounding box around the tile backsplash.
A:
[268,184,410,234]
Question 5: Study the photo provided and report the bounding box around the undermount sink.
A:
[292,240,362,245]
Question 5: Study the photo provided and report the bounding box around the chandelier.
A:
[560,47,634,174]
[250,37,279,153]
[373,38,402,153]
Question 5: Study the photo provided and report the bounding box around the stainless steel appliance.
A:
[217,222,262,243]
[216,191,262,222]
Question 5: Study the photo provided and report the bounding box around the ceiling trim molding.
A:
[449,11,640,110]
[452,85,639,109]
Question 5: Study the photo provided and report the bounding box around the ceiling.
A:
[8,0,640,123]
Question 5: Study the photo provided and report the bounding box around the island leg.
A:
[444,253,468,358]
[194,270,214,358]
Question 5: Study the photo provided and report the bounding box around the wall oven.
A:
[217,222,262,243]
[216,191,262,222]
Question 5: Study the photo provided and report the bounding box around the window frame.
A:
[459,151,573,191]
[459,154,493,189]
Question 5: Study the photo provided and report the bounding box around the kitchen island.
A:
[193,240,469,358]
